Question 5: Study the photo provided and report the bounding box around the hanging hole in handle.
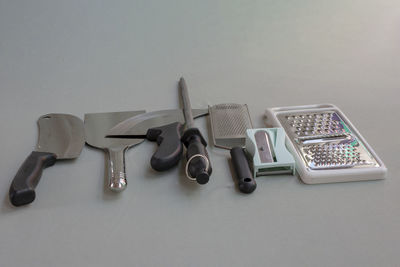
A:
[244,178,252,183]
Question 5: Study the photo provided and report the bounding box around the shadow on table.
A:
[1,187,24,214]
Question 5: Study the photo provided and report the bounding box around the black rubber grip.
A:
[181,128,212,184]
[146,122,184,171]
[230,147,256,194]
[9,151,57,206]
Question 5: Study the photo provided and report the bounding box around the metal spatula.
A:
[84,110,145,192]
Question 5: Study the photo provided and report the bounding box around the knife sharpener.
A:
[245,128,295,177]
[265,104,387,184]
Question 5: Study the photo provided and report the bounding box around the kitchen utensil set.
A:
[8,83,387,207]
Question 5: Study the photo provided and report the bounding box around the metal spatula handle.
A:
[106,148,127,192]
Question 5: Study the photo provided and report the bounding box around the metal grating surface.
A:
[209,103,253,149]
[278,110,378,170]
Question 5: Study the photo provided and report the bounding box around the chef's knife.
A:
[107,109,208,137]
[106,109,208,171]
[9,114,85,206]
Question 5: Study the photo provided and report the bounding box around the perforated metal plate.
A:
[278,111,378,170]
[209,103,253,149]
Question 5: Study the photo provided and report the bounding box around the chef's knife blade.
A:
[106,108,208,137]
[9,114,85,206]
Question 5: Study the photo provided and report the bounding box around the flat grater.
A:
[209,103,253,149]
[285,111,376,169]
[265,104,387,184]
[209,103,257,193]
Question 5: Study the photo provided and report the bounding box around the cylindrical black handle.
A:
[9,151,57,206]
[181,128,212,184]
[230,147,256,194]
[146,122,184,171]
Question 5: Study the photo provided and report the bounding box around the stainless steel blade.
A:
[84,110,147,192]
[255,130,274,163]
[106,108,208,137]
[36,114,85,159]
[85,110,146,148]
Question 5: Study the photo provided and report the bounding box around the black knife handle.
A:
[230,147,256,194]
[146,122,184,171]
[9,151,57,206]
[181,128,212,184]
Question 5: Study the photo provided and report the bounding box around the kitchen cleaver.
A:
[9,114,85,207]
[84,110,146,192]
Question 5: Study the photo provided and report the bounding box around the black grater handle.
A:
[230,147,256,194]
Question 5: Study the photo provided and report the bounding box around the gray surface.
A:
[0,0,399,266]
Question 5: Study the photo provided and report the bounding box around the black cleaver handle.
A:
[146,122,184,171]
[9,151,57,206]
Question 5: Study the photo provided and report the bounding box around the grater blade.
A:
[285,112,349,143]
[302,141,374,170]
[254,130,274,163]
[209,103,253,149]
[277,111,378,170]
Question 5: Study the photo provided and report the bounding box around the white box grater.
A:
[265,104,387,184]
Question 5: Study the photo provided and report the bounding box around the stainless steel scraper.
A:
[84,110,146,192]
[9,114,85,206]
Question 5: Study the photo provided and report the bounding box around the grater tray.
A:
[265,104,387,184]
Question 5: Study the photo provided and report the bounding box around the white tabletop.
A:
[1,1,399,266]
